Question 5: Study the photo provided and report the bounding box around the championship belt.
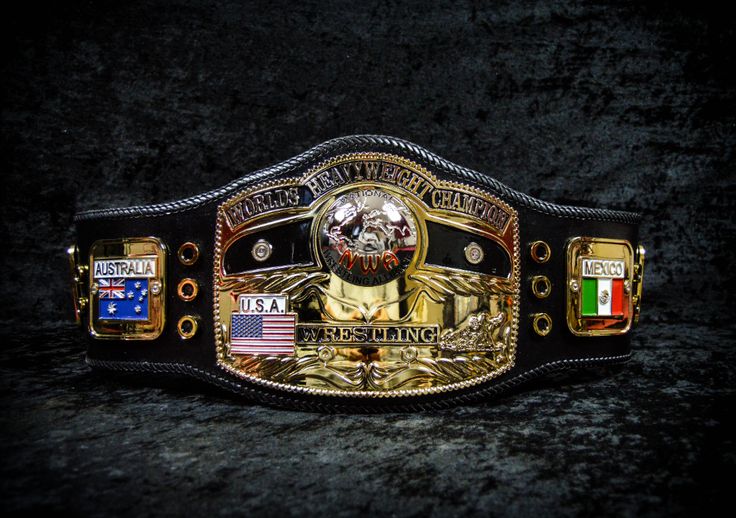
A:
[68,136,645,410]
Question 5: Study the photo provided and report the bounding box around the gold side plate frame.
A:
[633,245,646,325]
[566,237,634,336]
[88,237,167,340]
[213,152,521,398]
[67,244,88,325]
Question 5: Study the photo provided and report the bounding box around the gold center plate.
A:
[213,153,520,397]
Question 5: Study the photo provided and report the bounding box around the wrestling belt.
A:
[69,135,645,410]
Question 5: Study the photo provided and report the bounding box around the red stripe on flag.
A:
[231,348,293,352]
[611,279,624,316]
[230,313,295,355]
[231,348,294,355]
[231,347,294,352]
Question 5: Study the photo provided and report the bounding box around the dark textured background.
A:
[1,1,734,516]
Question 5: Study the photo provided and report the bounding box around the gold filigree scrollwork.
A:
[439,311,512,355]
[214,153,521,397]
[410,271,514,301]
[221,271,330,300]
[233,353,510,392]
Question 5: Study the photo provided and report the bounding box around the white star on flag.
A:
[107,302,117,315]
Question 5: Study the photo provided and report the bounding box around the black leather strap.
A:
[74,135,641,410]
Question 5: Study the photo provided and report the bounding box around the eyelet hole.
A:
[177,315,199,339]
[532,313,552,336]
[531,275,551,298]
[178,242,200,266]
[177,278,199,302]
[530,241,551,263]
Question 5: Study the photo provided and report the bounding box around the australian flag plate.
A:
[98,277,149,320]
[89,237,166,340]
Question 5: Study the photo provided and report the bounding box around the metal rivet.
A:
[177,278,199,302]
[177,315,199,340]
[531,313,552,337]
[530,241,551,263]
[464,242,484,265]
[178,242,200,266]
[531,275,551,298]
[251,239,273,262]
[150,280,162,296]
[317,345,335,362]
[401,346,418,363]
[569,279,579,293]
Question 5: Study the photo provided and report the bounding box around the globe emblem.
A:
[319,189,418,286]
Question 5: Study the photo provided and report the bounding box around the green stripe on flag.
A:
[581,278,598,316]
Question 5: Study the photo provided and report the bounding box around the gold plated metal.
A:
[177,315,199,339]
[566,237,634,336]
[531,275,551,298]
[531,313,552,336]
[213,152,521,397]
[530,240,551,263]
[319,189,417,285]
[633,245,646,325]
[89,237,166,340]
[178,242,200,266]
[177,278,199,302]
[67,244,88,325]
